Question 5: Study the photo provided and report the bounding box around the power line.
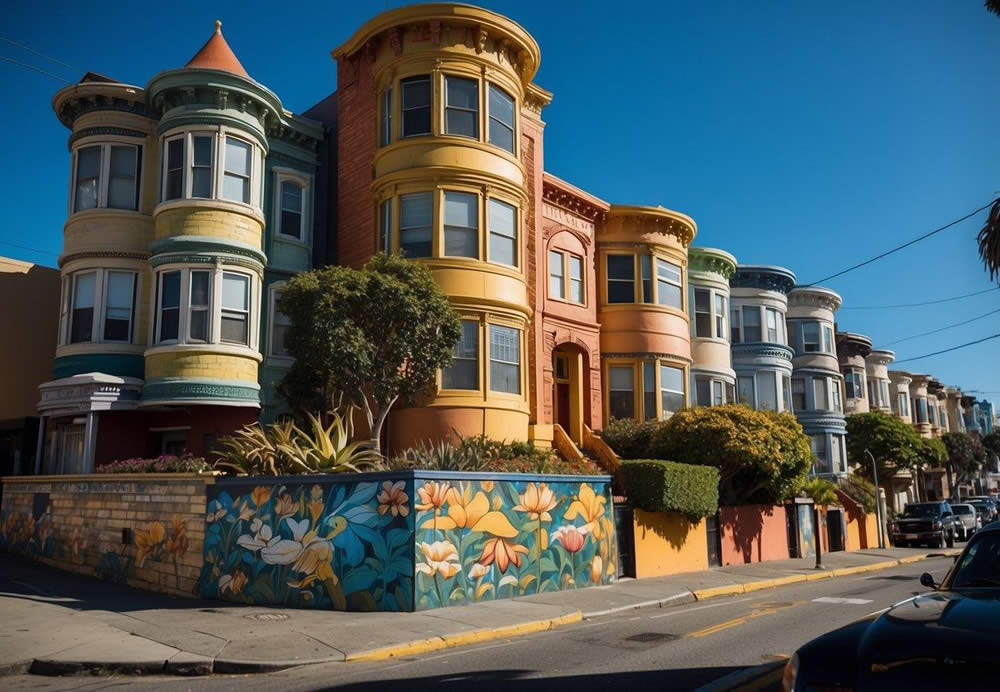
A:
[801,199,996,286]
[0,37,80,74]
[883,307,1000,346]
[0,239,60,257]
[839,286,1000,310]
[0,55,74,84]
[892,333,1000,365]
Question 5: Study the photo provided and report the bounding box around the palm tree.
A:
[989,1,1000,18]
[978,198,1000,282]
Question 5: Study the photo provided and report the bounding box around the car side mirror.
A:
[920,572,937,589]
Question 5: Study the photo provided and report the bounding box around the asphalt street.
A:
[1,556,957,692]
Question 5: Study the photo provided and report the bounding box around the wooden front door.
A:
[553,353,571,431]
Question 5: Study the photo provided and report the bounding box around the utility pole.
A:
[814,503,824,569]
[865,449,886,549]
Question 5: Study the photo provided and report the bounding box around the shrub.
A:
[839,474,877,514]
[801,478,838,507]
[213,407,382,476]
[621,460,719,518]
[650,405,812,505]
[600,418,661,459]
[389,434,605,475]
[96,454,210,474]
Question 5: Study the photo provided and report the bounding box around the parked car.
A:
[889,501,957,548]
[967,496,998,522]
[951,503,980,541]
[970,500,996,525]
[783,526,1000,689]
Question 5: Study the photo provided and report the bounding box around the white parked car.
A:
[951,503,981,541]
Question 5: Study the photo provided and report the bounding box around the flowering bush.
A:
[95,454,211,474]
[390,434,605,475]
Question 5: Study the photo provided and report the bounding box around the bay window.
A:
[444,191,478,258]
[221,272,250,345]
[400,192,433,258]
[606,254,683,306]
[844,368,864,399]
[155,267,256,348]
[488,84,515,153]
[63,268,138,345]
[161,130,260,207]
[70,272,97,343]
[445,76,478,138]
[401,75,431,137]
[488,198,517,266]
[607,255,635,303]
[609,366,634,420]
[489,324,520,394]
[442,320,479,390]
[73,143,140,212]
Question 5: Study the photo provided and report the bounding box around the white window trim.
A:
[153,265,259,350]
[549,248,585,305]
[159,127,263,210]
[70,140,142,215]
[273,168,312,246]
[267,282,293,362]
[64,267,138,346]
[100,270,137,344]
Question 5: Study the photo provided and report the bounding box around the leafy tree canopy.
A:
[651,405,812,505]
[845,411,923,480]
[983,431,1000,459]
[277,253,462,453]
[942,432,986,496]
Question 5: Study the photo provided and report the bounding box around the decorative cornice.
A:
[150,254,264,272]
[835,331,872,359]
[542,180,608,223]
[604,205,697,248]
[866,349,895,367]
[54,86,150,129]
[601,353,693,365]
[730,265,796,294]
[731,343,794,362]
[69,126,148,149]
[150,236,267,266]
[688,247,737,279]
[788,285,842,312]
[141,379,260,405]
[59,250,150,269]
[796,415,848,431]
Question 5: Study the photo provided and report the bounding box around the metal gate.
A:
[827,509,845,552]
[614,503,635,578]
[705,513,722,567]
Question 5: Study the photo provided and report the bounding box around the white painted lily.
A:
[236,518,277,552]
[260,517,313,565]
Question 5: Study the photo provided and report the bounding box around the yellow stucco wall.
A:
[145,350,258,382]
[154,206,263,249]
[632,509,709,578]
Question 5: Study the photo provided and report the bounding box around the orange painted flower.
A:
[415,540,460,578]
[377,481,410,517]
[237,501,255,522]
[274,492,296,521]
[218,570,248,595]
[480,480,495,492]
[416,482,451,511]
[589,555,603,583]
[552,525,589,554]
[513,482,559,522]
[251,486,272,508]
[564,483,607,538]
[134,521,165,567]
[478,537,529,573]
[165,516,188,558]
[468,563,489,579]
[307,485,325,524]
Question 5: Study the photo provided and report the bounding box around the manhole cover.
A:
[625,632,678,643]
[244,612,290,621]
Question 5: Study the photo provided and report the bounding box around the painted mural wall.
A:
[197,472,616,612]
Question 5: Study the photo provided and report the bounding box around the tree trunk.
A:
[367,395,398,457]
[945,465,955,499]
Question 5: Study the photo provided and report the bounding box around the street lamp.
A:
[865,448,886,549]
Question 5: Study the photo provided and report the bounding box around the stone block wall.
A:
[0,474,211,598]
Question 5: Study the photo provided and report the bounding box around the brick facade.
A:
[335,53,377,269]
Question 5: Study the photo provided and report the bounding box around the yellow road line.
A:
[686,601,803,638]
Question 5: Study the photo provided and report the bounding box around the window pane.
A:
[656,259,682,308]
[445,76,478,138]
[730,308,741,343]
[108,146,138,210]
[694,288,711,337]
[159,271,180,341]
[643,362,656,420]
[609,366,634,420]
[742,306,761,342]
[766,308,778,342]
[165,139,184,200]
[607,255,634,303]
[489,325,520,394]
[70,273,96,343]
[194,136,213,166]
[726,382,735,403]
[738,376,754,406]
[715,294,726,340]
[549,251,565,299]
[823,326,833,353]
[222,273,248,310]
[696,378,711,407]
[223,139,251,202]
[756,372,777,411]
[488,84,515,153]
[640,255,652,303]
[713,381,724,406]
[221,273,250,346]
[75,146,101,211]
[400,192,433,257]
[280,182,303,239]
[569,256,584,303]
[190,309,209,342]
[221,315,248,344]
[792,378,806,410]
[380,199,392,251]
[661,365,685,416]
[488,199,517,266]
[782,375,792,412]
[813,378,828,410]
[104,271,134,341]
[189,271,211,342]
[192,136,213,199]
[380,87,392,147]
[401,76,431,136]
[803,322,819,351]
[223,174,249,203]
[444,191,478,258]
[443,320,479,390]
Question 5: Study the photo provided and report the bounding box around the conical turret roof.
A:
[184,20,249,78]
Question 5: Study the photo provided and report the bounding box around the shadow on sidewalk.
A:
[0,553,237,614]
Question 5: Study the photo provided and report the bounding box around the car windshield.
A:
[954,506,973,515]
[950,533,1000,588]
[901,505,939,518]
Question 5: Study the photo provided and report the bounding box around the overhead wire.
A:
[0,55,74,84]
[0,37,81,74]
[890,333,1000,365]
[839,286,999,310]
[882,307,1000,346]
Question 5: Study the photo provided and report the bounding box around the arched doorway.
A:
[552,343,587,445]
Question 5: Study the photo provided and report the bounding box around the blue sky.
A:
[3,0,999,413]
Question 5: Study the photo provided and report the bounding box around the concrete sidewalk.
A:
[0,546,957,677]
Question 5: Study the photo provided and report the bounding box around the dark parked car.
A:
[783,527,1000,690]
[969,500,996,524]
[890,501,957,548]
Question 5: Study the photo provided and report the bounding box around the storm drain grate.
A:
[625,632,679,643]
[243,612,290,621]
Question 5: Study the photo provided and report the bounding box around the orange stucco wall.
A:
[718,504,790,565]
[632,509,709,578]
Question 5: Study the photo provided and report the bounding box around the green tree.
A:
[942,432,986,496]
[845,411,923,482]
[801,478,838,507]
[983,431,1000,460]
[277,253,462,454]
[651,405,812,505]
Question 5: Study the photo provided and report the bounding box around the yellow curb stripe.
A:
[692,584,746,600]
[742,575,807,592]
[345,611,583,662]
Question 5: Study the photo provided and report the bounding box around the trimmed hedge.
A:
[622,459,719,519]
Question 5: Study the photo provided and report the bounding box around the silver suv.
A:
[950,503,981,541]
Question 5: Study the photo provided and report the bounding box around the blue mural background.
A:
[198,472,615,612]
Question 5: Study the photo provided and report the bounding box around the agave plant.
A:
[296,410,383,473]
[214,420,297,476]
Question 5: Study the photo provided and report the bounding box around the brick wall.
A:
[0,475,210,598]
[335,53,377,269]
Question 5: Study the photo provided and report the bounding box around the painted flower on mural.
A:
[424,486,490,530]
[237,518,277,552]
[251,486,272,508]
[218,570,248,595]
[416,482,451,511]
[551,525,588,554]
[468,563,489,580]
[288,538,335,589]
[513,483,558,521]
[478,536,529,573]
[377,481,409,518]
[564,484,607,538]
[165,517,188,558]
[69,527,86,562]
[134,522,165,568]
[237,501,255,522]
[308,485,324,524]
[589,555,603,584]
[416,541,461,578]
[274,492,296,521]
[206,502,227,523]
